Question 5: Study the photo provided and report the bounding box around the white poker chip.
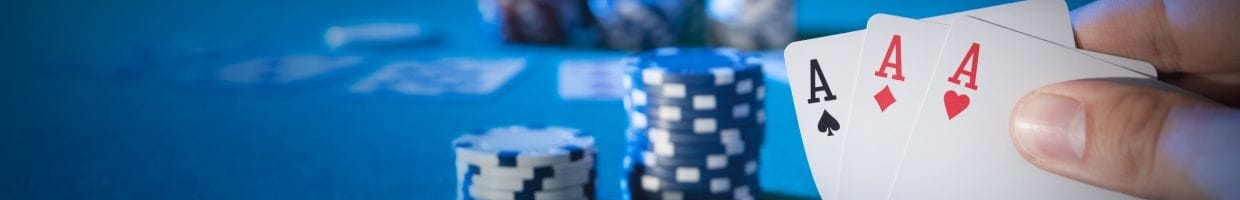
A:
[453,125,595,167]
[457,155,594,180]
[468,169,593,191]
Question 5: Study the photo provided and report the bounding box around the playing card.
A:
[887,16,1143,199]
[834,14,949,200]
[922,0,1158,77]
[784,31,862,200]
[1079,50,1158,78]
[785,1,1109,198]
[558,58,626,101]
[921,0,1073,49]
[836,13,1157,200]
[350,58,525,97]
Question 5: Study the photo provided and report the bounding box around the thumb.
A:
[1009,79,1240,199]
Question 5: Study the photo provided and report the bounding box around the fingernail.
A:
[1013,93,1087,164]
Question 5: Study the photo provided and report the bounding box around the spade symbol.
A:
[817,109,840,136]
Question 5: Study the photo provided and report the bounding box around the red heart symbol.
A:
[943,90,970,120]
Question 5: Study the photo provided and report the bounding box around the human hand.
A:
[1009,0,1239,199]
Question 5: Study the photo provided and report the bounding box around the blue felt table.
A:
[1,0,1093,199]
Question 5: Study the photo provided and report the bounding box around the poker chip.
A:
[589,0,697,50]
[468,184,593,200]
[454,125,595,167]
[643,160,757,183]
[629,107,765,132]
[625,75,764,99]
[646,140,760,157]
[705,0,794,50]
[630,110,765,134]
[641,151,757,170]
[635,89,766,108]
[636,126,764,145]
[454,125,596,200]
[478,0,593,45]
[621,47,765,199]
[462,155,595,179]
[627,48,761,85]
[627,87,767,109]
[619,155,644,200]
[636,185,756,200]
[469,169,595,192]
[639,173,757,192]
[628,68,763,90]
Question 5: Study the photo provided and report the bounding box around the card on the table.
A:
[887,16,1143,199]
[557,58,626,101]
[834,14,950,200]
[784,1,1111,198]
[350,58,526,97]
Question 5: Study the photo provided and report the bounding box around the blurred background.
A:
[1,0,1096,199]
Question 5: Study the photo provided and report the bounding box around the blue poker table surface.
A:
[1,0,1093,199]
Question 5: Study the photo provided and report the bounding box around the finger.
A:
[1160,72,1240,106]
[1009,79,1239,199]
[1072,0,1240,74]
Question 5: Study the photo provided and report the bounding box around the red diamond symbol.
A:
[874,85,896,112]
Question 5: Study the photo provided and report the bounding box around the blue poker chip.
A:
[620,152,645,200]
[627,98,761,119]
[625,130,650,156]
[627,104,765,130]
[646,139,761,157]
[631,126,764,145]
[705,0,795,50]
[643,159,757,183]
[640,150,757,170]
[624,109,758,136]
[628,110,765,134]
[624,72,764,100]
[627,48,763,85]
[454,125,595,167]
[626,87,765,111]
[477,0,594,45]
[589,0,688,50]
[638,191,734,200]
[639,172,757,193]
[636,184,756,200]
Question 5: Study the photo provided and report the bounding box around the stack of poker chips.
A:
[705,0,795,50]
[477,0,595,45]
[588,0,706,50]
[454,125,598,200]
[621,48,765,200]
